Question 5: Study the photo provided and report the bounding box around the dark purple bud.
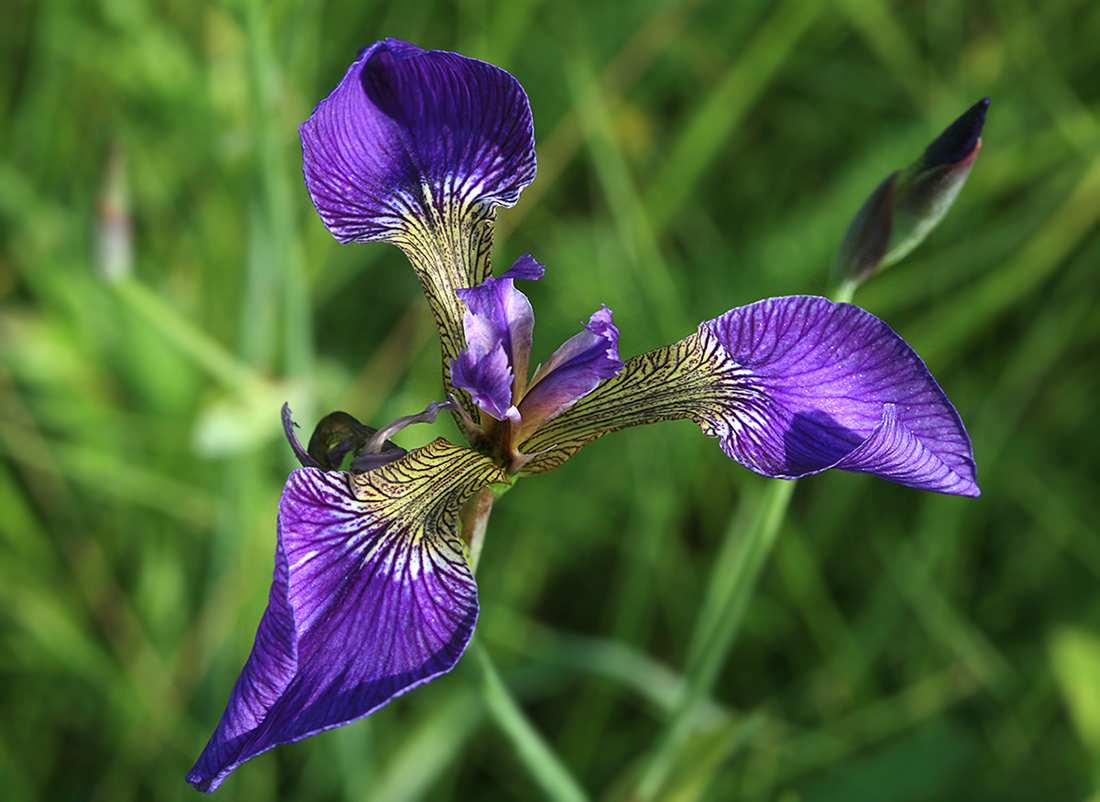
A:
[833,172,898,292]
[834,99,989,290]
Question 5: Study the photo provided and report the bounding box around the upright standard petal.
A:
[300,39,538,401]
[520,297,977,497]
[451,341,515,421]
[451,255,544,417]
[187,439,506,792]
[515,306,624,441]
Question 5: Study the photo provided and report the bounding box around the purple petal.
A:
[300,39,537,244]
[455,257,541,366]
[187,440,504,792]
[517,306,624,439]
[451,256,544,417]
[699,296,978,496]
[830,402,976,491]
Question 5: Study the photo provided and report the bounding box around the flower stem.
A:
[462,481,514,572]
[465,486,496,573]
[632,280,852,796]
[471,641,590,802]
[832,281,857,304]
[632,477,797,800]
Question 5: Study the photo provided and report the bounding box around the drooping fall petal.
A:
[300,39,537,399]
[698,296,978,495]
[520,297,977,497]
[187,439,505,793]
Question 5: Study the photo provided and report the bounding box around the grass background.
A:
[3,0,1100,799]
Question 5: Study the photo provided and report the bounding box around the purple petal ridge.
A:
[187,444,494,792]
[300,38,537,243]
[700,296,978,496]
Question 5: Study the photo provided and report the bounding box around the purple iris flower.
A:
[188,39,979,792]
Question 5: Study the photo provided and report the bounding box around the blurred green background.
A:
[3,0,1100,799]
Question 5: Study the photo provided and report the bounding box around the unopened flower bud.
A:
[834,98,989,291]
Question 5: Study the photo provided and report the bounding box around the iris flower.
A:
[188,39,979,792]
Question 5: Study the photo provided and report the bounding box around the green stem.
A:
[832,281,857,304]
[630,278,851,799]
[633,477,797,801]
[465,486,496,573]
[461,481,515,572]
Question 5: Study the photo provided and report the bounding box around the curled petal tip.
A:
[501,254,546,282]
[376,37,424,59]
[282,404,322,469]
